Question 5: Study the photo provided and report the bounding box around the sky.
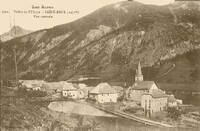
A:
[0,0,175,35]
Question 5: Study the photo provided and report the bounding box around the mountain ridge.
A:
[1,1,200,84]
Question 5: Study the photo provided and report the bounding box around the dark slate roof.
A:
[143,89,167,98]
[132,81,155,90]
[89,83,117,94]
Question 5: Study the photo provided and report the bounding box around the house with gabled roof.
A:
[141,89,167,114]
[42,82,61,93]
[20,80,45,91]
[72,83,85,99]
[41,81,78,99]
[60,81,77,99]
[89,83,118,103]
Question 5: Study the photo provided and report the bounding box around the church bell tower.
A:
[135,62,143,81]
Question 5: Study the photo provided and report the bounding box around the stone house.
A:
[61,82,77,99]
[89,83,118,103]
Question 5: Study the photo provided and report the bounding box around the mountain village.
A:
[1,0,200,130]
[18,62,186,124]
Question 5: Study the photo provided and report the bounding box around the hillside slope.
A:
[0,87,99,130]
[1,1,200,84]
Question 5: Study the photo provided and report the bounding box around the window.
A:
[145,100,147,110]
[149,100,151,109]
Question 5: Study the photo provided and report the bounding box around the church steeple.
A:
[135,62,143,81]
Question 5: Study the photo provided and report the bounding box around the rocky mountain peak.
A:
[0,26,32,42]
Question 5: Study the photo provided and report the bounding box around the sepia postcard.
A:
[0,0,200,130]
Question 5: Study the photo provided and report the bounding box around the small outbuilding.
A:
[167,94,178,107]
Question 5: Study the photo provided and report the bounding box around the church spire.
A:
[135,62,143,81]
[137,62,142,76]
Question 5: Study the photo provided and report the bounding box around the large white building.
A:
[89,83,118,103]
[141,89,167,114]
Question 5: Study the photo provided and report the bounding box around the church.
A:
[128,62,159,102]
[128,62,168,114]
